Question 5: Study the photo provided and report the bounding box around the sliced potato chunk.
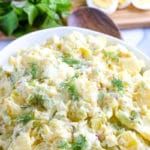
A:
[118,131,144,150]
[8,133,32,150]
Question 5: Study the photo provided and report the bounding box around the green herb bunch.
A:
[0,0,71,36]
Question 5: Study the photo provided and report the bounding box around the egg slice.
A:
[132,0,150,10]
[87,0,119,14]
[118,0,131,9]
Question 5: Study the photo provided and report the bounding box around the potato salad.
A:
[0,32,150,150]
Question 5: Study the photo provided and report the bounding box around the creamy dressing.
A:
[0,32,150,150]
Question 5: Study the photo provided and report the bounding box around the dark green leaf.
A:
[37,2,48,12]
[0,1,12,15]
[13,6,27,21]
[40,0,57,10]
[50,0,71,12]
[41,16,60,29]
[0,10,18,35]
[37,3,59,20]
[13,24,35,37]
[56,1,71,13]
[23,4,38,25]
[28,0,41,4]
[0,0,71,36]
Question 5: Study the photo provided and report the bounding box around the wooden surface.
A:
[68,7,122,39]
[72,0,150,29]
[110,6,150,29]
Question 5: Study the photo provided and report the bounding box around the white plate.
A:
[0,27,150,70]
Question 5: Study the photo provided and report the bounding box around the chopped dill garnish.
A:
[28,63,41,79]
[17,112,34,125]
[111,78,124,92]
[57,140,70,149]
[29,93,51,110]
[62,76,80,101]
[72,135,87,150]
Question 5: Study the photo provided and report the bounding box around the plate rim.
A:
[0,26,149,69]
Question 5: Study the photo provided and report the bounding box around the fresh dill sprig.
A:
[17,112,34,125]
[72,135,87,150]
[29,92,51,110]
[62,76,80,101]
[111,78,124,92]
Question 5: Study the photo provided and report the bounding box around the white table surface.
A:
[121,28,150,57]
[0,28,150,56]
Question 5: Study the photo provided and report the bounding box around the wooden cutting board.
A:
[72,0,150,29]
[110,6,150,29]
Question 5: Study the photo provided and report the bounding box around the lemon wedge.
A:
[87,0,118,14]
[132,0,150,10]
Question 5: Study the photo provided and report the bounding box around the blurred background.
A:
[0,0,150,55]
